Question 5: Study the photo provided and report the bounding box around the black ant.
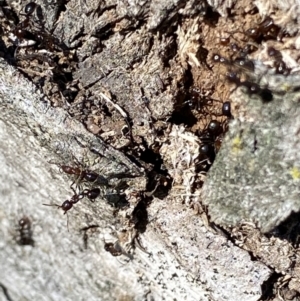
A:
[187,85,233,119]
[213,53,254,73]
[225,70,273,102]
[212,53,230,65]
[216,17,283,67]
[226,17,282,44]
[245,17,282,43]
[213,54,273,102]
[233,57,255,72]
[19,2,44,29]
[227,70,273,100]
[43,188,101,229]
[11,2,60,51]
[219,35,258,59]
[17,216,34,246]
[267,46,290,75]
[197,119,228,172]
[186,87,215,113]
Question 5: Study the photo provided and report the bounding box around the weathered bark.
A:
[1,0,300,300]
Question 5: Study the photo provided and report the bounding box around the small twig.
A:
[99,92,128,119]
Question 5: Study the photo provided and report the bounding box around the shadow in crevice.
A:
[258,272,279,301]
[267,211,300,247]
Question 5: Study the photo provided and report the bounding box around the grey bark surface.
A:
[0,58,270,301]
[1,0,300,300]
[202,67,300,232]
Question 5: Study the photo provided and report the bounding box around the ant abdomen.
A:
[24,2,37,16]
[222,101,231,117]
[84,171,99,182]
[17,216,34,246]
[82,188,101,200]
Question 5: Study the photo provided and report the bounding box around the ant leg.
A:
[66,213,69,232]
[43,203,61,208]
[134,236,151,255]
[43,202,71,231]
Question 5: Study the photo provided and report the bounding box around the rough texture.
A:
[1,0,300,300]
[0,60,270,300]
[202,66,300,232]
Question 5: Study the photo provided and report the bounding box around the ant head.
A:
[275,61,290,75]
[43,200,73,214]
[245,27,260,40]
[243,81,261,94]
[212,53,222,63]
[61,200,73,213]
[234,58,254,72]
[226,71,240,85]
[19,216,31,228]
[267,46,279,58]
[230,43,240,53]
[43,201,71,231]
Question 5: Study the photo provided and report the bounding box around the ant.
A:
[230,43,257,57]
[267,46,290,75]
[61,164,98,182]
[43,188,101,229]
[104,242,123,256]
[226,17,282,44]
[213,53,273,102]
[187,86,233,118]
[17,216,34,246]
[19,2,44,30]
[44,187,101,214]
[216,18,283,66]
[219,35,258,59]
[51,161,109,190]
[245,17,282,43]
[11,2,62,51]
[12,3,42,43]
[233,57,255,72]
[197,119,228,172]
[213,53,254,73]
[185,87,216,113]
[23,2,39,16]
[225,70,273,102]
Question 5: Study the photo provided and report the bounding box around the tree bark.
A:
[1,0,300,300]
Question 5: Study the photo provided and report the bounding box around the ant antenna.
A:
[43,201,72,231]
